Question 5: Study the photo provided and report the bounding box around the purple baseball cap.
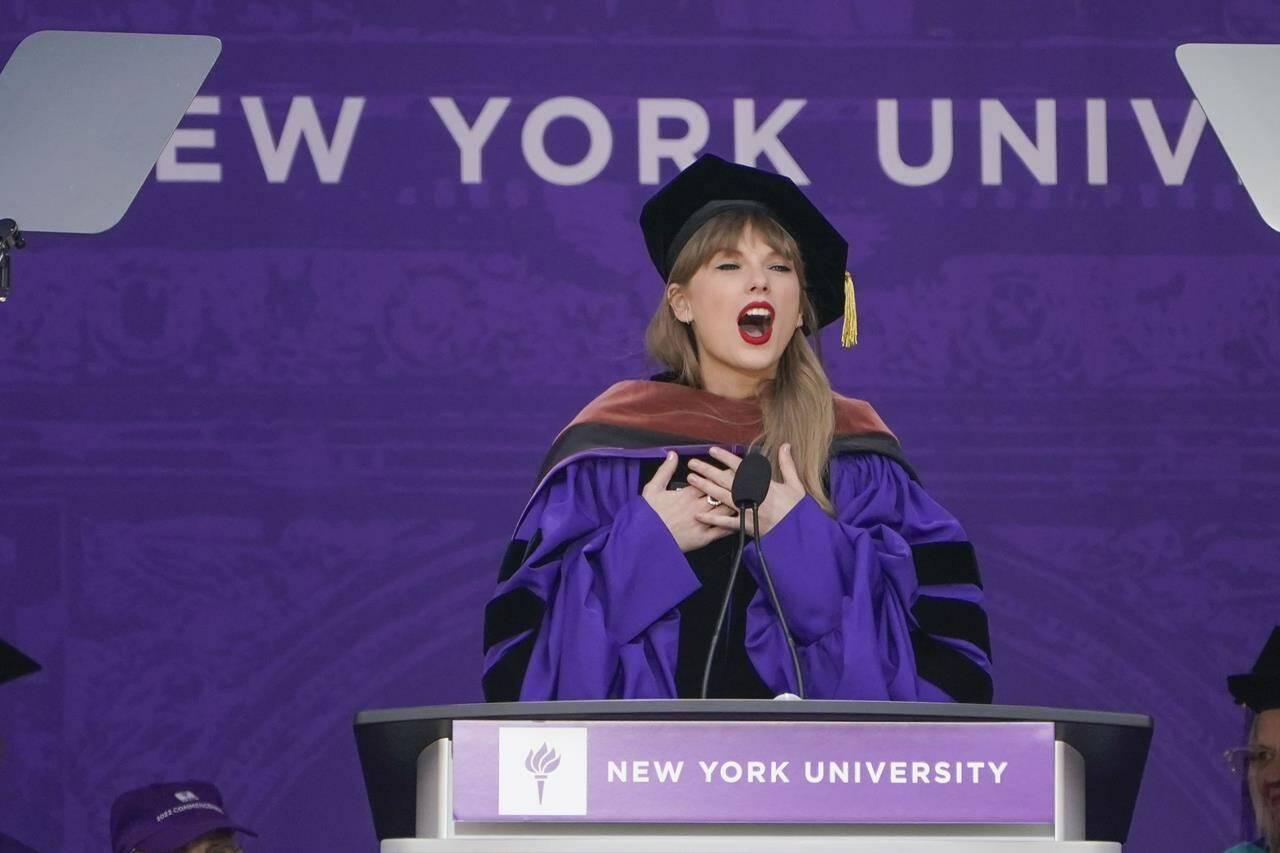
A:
[110,781,256,853]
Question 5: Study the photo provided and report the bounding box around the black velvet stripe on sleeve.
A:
[483,587,545,653]
[911,595,992,659]
[498,529,553,584]
[910,630,994,704]
[497,531,539,584]
[910,541,982,588]
[482,632,536,702]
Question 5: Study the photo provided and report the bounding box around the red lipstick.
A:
[737,301,775,346]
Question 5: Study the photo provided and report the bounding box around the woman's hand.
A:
[686,444,807,538]
[643,451,738,553]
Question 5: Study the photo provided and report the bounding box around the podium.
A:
[354,700,1151,851]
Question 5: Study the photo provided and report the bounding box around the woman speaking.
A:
[482,155,991,703]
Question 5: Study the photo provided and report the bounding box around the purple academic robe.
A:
[482,446,992,702]
[0,832,39,853]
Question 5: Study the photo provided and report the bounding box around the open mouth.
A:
[737,301,775,345]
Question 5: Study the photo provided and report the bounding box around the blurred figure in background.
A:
[110,781,255,853]
[1,638,42,853]
[1225,626,1280,853]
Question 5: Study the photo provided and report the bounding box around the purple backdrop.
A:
[1,2,1277,850]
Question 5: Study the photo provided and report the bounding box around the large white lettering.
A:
[877,99,954,186]
[148,92,1220,192]
[430,96,512,184]
[521,96,613,185]
[980,98,1058,185]
[241,95,365,183]
[156,95,221,182]
[733,98,810,184]
[638,98,709,184]
[1131,98,1207,185]
[1086,98,1108,185]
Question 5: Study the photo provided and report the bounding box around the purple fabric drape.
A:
[483,450,991,702]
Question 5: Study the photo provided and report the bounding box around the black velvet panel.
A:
[911,595,993,659]
[482,632,536,702]
[910,630,994,704]
[911,541,982,588]
[497,531,535,584]
[483,586,545,653]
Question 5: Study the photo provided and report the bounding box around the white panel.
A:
[415,738,453,839]
[1053,741,1086,841]
[1177,43,1280,233]
[0,31,221,233]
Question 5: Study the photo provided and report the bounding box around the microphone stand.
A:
[699,512,747,699]
[697,450,805,700]
[751,504,805,699]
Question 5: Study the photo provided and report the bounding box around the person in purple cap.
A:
[1224,626,1280,853]
[110,781,256,853]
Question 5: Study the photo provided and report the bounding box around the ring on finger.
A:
[706,495,722,508]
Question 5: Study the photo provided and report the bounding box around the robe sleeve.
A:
[741,452,993,702]
[481,455,701,701]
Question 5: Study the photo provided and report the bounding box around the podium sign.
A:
[452,720,1054,825]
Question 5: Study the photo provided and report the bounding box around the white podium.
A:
[354,700,1152,852]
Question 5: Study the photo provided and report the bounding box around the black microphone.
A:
[731,451,772,510]
[700,451,805,699]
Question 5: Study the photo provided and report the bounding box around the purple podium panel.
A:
[451,720,1055,825]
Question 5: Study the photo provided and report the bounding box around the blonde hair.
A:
[1247,715,1279,852]
[644,208,836,514]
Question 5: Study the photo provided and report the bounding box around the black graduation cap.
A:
[1228,626,1280,713]
[0,637,41,687]
[639,154,858,347]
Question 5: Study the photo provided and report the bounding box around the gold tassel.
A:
[840,270,858,348]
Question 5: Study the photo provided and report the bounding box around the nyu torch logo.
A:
[525,742,562,803]
[497,726,587,815]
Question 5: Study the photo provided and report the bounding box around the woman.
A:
[1226,627,1280,853]
[482,154,992,702]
